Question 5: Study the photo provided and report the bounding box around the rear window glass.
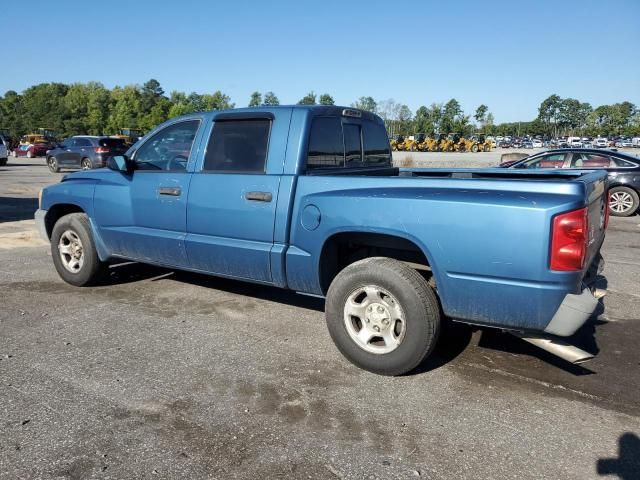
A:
[307,117,345,169]
[99,138,127,148]
[306,117,391,170]
[203,119,270,173]
[344,124,362,166]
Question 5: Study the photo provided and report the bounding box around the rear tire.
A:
[81,158,92,170]
[50,213,107,286]
[325,257,441,376]
[609,186,639,217]
[0,158,6,167]
[47,156,60,173]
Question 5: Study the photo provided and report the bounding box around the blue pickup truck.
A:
[35,106,609,375]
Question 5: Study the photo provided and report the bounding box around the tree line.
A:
[1,79,638,140]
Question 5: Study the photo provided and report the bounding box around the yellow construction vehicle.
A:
[406,133,427,151]
[390,134,405,151]
[114,128,144,145]
[471,134,493,152]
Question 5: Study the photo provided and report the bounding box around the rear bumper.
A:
[35,209,48,241]
[543,287,599,336]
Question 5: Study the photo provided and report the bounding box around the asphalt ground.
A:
[1,153,639,479]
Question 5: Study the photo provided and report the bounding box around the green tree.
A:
[319,93,335,105]
[474,104,488,125]
[262,91,280,106]
[107,85,142,133]
[298,91,317,105]
[537,94,562,136]
[249,91,262,107]
[441,98,462,133]
[352,96,377,113]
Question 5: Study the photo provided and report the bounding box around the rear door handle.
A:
[158,186,181,196]
[245,191,272,202]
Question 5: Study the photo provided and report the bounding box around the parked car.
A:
[36,105,608,375]
[532,139,543,148]
[501,148,640,216]
[615,138,633,148]
[45,136,129,172]
[522,141,533,149]
[13,141,50,158]
[567,137,582,148]
[498,140,512,148]
[0,136,8,166]
[593,138,608,148]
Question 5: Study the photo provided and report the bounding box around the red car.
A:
[13,142,50,158]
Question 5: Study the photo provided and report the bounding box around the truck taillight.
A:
[550,207,588,271]
[95,147,110,154]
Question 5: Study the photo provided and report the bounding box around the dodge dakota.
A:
[35,106,608,375]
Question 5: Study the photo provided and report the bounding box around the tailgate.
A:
[580,170,608,270]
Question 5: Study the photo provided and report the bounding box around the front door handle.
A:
[245,191,272,202]
[158,186,181,196]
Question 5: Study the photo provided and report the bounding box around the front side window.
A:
[203,119,270,173]
[134,120,200,171]
[307,117,344,169]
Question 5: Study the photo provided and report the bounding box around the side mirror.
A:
[107,155,133,173]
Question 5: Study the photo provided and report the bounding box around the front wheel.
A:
[27,150,33,158]
[47,156,60,173]
[325,257,441,376]
[609,186,639,217]
[50,213,107,286]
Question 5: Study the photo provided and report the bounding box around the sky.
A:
[4,0,640,123]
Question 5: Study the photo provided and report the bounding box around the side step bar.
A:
[511,333,594,364]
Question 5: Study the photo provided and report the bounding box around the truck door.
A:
[93,119,202,267]
[185,114,281,283]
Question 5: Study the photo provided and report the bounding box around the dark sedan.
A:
[46,136,128,173]
[501,148,640,216]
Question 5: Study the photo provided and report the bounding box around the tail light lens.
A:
[550,207,588,271]
[95,147,110,154]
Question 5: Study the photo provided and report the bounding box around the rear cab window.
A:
[306,115,391,172]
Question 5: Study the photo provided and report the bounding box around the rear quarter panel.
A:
[287,172,607,332]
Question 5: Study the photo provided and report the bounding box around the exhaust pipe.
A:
[512,333,594,364]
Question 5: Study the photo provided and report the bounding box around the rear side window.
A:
[307,117,344,169]
[203,119,270,173]
[570,153,611,168]
[611,157,637,167]
[363,122,391,165]
[74,138,92,147]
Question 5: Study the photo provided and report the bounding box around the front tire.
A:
[47,156,60,173]
[50,213,106,286]
[27,150,33,158]
[609,186,639,217]
[325,257,441,376]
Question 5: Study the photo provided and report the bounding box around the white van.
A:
[593,138,608,148]
[567,137,582,148]
[632,137,640,148]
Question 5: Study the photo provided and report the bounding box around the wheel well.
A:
[44,204,85,238]
[319,232,431,294]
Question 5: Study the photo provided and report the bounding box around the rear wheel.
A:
[0,158,6,167]
[325,257,441,376]
[81,158,92,170]
[471,144,479,153]
[609,186,639,217]
[47,156,59,173]
[51,213,107,286]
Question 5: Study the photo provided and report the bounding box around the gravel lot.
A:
[1,154,639,479]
